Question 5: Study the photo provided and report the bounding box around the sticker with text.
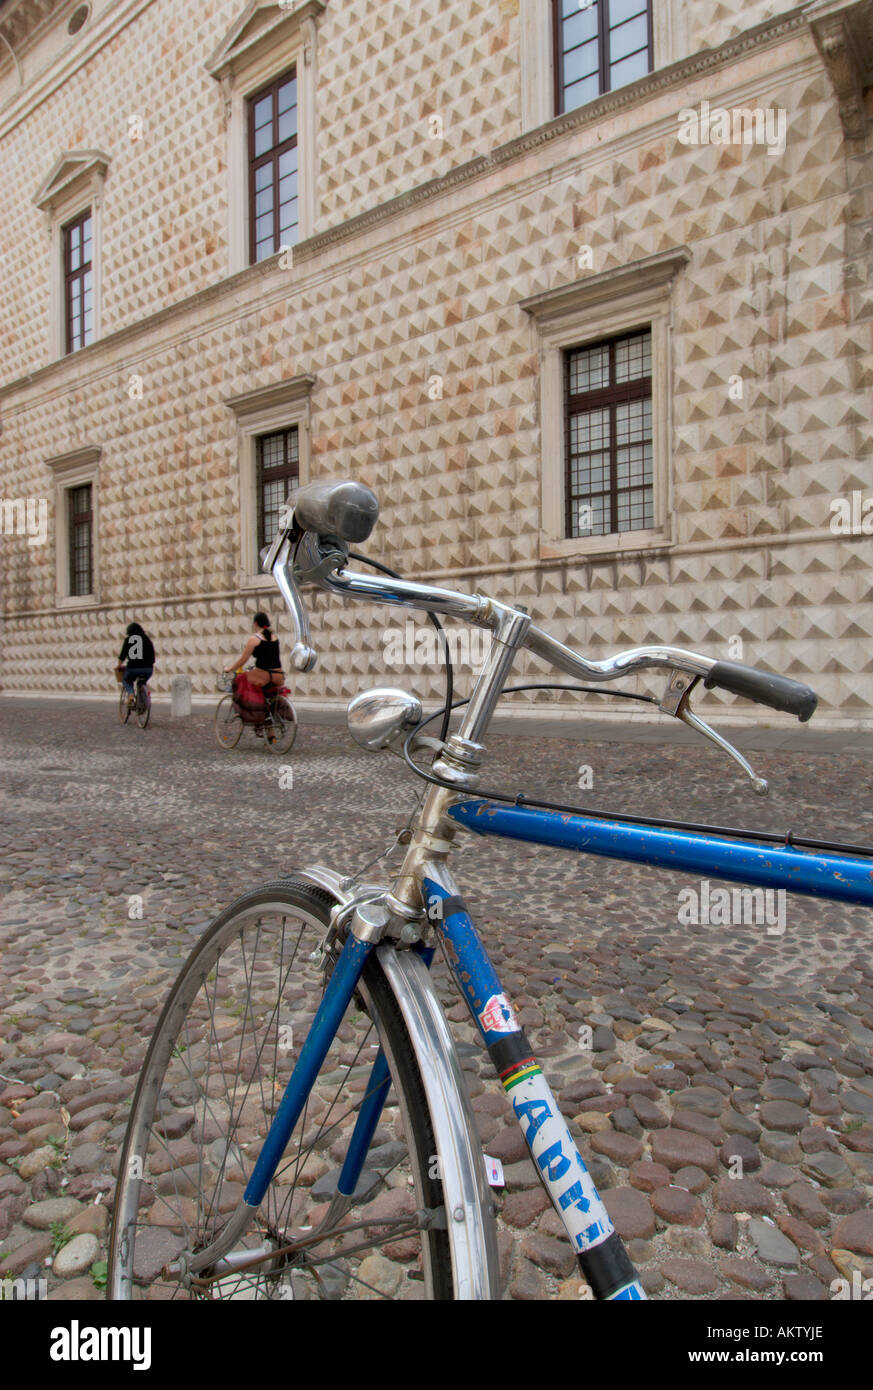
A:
[478,992,519,1035]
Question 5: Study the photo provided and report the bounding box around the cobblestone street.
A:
[1,695,872,1301]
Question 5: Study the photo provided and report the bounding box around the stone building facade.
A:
[0,0,871,724]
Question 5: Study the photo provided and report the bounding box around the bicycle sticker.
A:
[509,1069,614,1254]
[478,992,519,1035]
[483,1155,505,1188]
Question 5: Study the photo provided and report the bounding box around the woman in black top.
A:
[117,622,156,705]
[223,612,284,695]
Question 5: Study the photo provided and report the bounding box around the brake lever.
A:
[660,673,768,796]
[291,529,349,587]
[269,534,318,673]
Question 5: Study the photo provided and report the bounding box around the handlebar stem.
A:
[454,605,532,746]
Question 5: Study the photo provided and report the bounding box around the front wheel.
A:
[214,696,242,749]
[119,687,132,724]
[108,880,459,1300]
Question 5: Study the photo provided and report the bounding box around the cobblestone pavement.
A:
[1,696,872,1302]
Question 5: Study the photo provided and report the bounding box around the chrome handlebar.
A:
[266,527,822,790]
[523,627,716,687]
[262,478,817,792]
[265,528,717,690]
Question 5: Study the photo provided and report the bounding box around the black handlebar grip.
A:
[292,479,379,544]
[703,661,818,723]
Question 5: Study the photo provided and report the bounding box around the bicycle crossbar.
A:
[448,801,873,908]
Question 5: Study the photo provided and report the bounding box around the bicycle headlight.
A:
[347,687,423,753]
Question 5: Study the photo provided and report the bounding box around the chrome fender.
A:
[377,942,500,1300]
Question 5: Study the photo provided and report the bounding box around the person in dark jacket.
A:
[117,622,155,705]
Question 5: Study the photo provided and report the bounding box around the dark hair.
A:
[126,621,147,639]
[253,611,273,639]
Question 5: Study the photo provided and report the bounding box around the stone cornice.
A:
[0,253,287,402]
[0,1,64,58]
[44,443,102,472]
[293,6,814,264]
[807,0,873,139]
[0,0,155,137]
[205,0,325,83]
[520,249,692,321]
[223,374,315,414]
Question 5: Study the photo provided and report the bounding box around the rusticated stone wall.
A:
[1,0,871,724]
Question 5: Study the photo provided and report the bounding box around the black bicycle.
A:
[117,672,151,729]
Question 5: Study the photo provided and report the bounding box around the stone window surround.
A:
[33,151,109,361]
[519,0,687,131]
[521,247,689,563]
[206,1,325,276]
[45,443,101,606]
[224,375,315,589]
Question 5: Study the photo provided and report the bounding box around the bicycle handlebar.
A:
[265,503,818,723]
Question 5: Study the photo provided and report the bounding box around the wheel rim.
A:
[109,893,448,1301]
[119,690,132,724]
[214,697,242,749]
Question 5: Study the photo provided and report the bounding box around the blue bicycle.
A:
[108,480,873,1301]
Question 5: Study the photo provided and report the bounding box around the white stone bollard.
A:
[170,674,192,717]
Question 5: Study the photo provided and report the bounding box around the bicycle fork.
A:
[422,867,645,1301]
[165,930,377,1282]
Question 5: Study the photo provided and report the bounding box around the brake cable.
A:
[349,551,454,743]
[345,554,873,859]
[400,688,873,860]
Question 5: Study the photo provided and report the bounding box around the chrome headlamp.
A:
[347,687,423,754]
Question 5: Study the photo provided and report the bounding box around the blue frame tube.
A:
[422,870,644,1299]
[448,801,873,908]
[243,933,374,1208]
[336,1050,391,1198]
[332,945,436,1198]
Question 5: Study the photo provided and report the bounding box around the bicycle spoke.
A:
[111,887,453,1300]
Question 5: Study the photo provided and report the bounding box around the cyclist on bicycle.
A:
[223,612,285,697]
[117,622,155,706]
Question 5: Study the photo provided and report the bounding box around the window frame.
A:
[552,0,654,116]
[33,152,108,362]
[223,377,314,590]
[62,208,94,354]
[67,480,94,596]
[563,329,654,540]
[207,2,323,277]
[45,446,101,606]
[256,424,300,552]
[540,307,670,560]
[522,249,689,562]
[247,66,300,265]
